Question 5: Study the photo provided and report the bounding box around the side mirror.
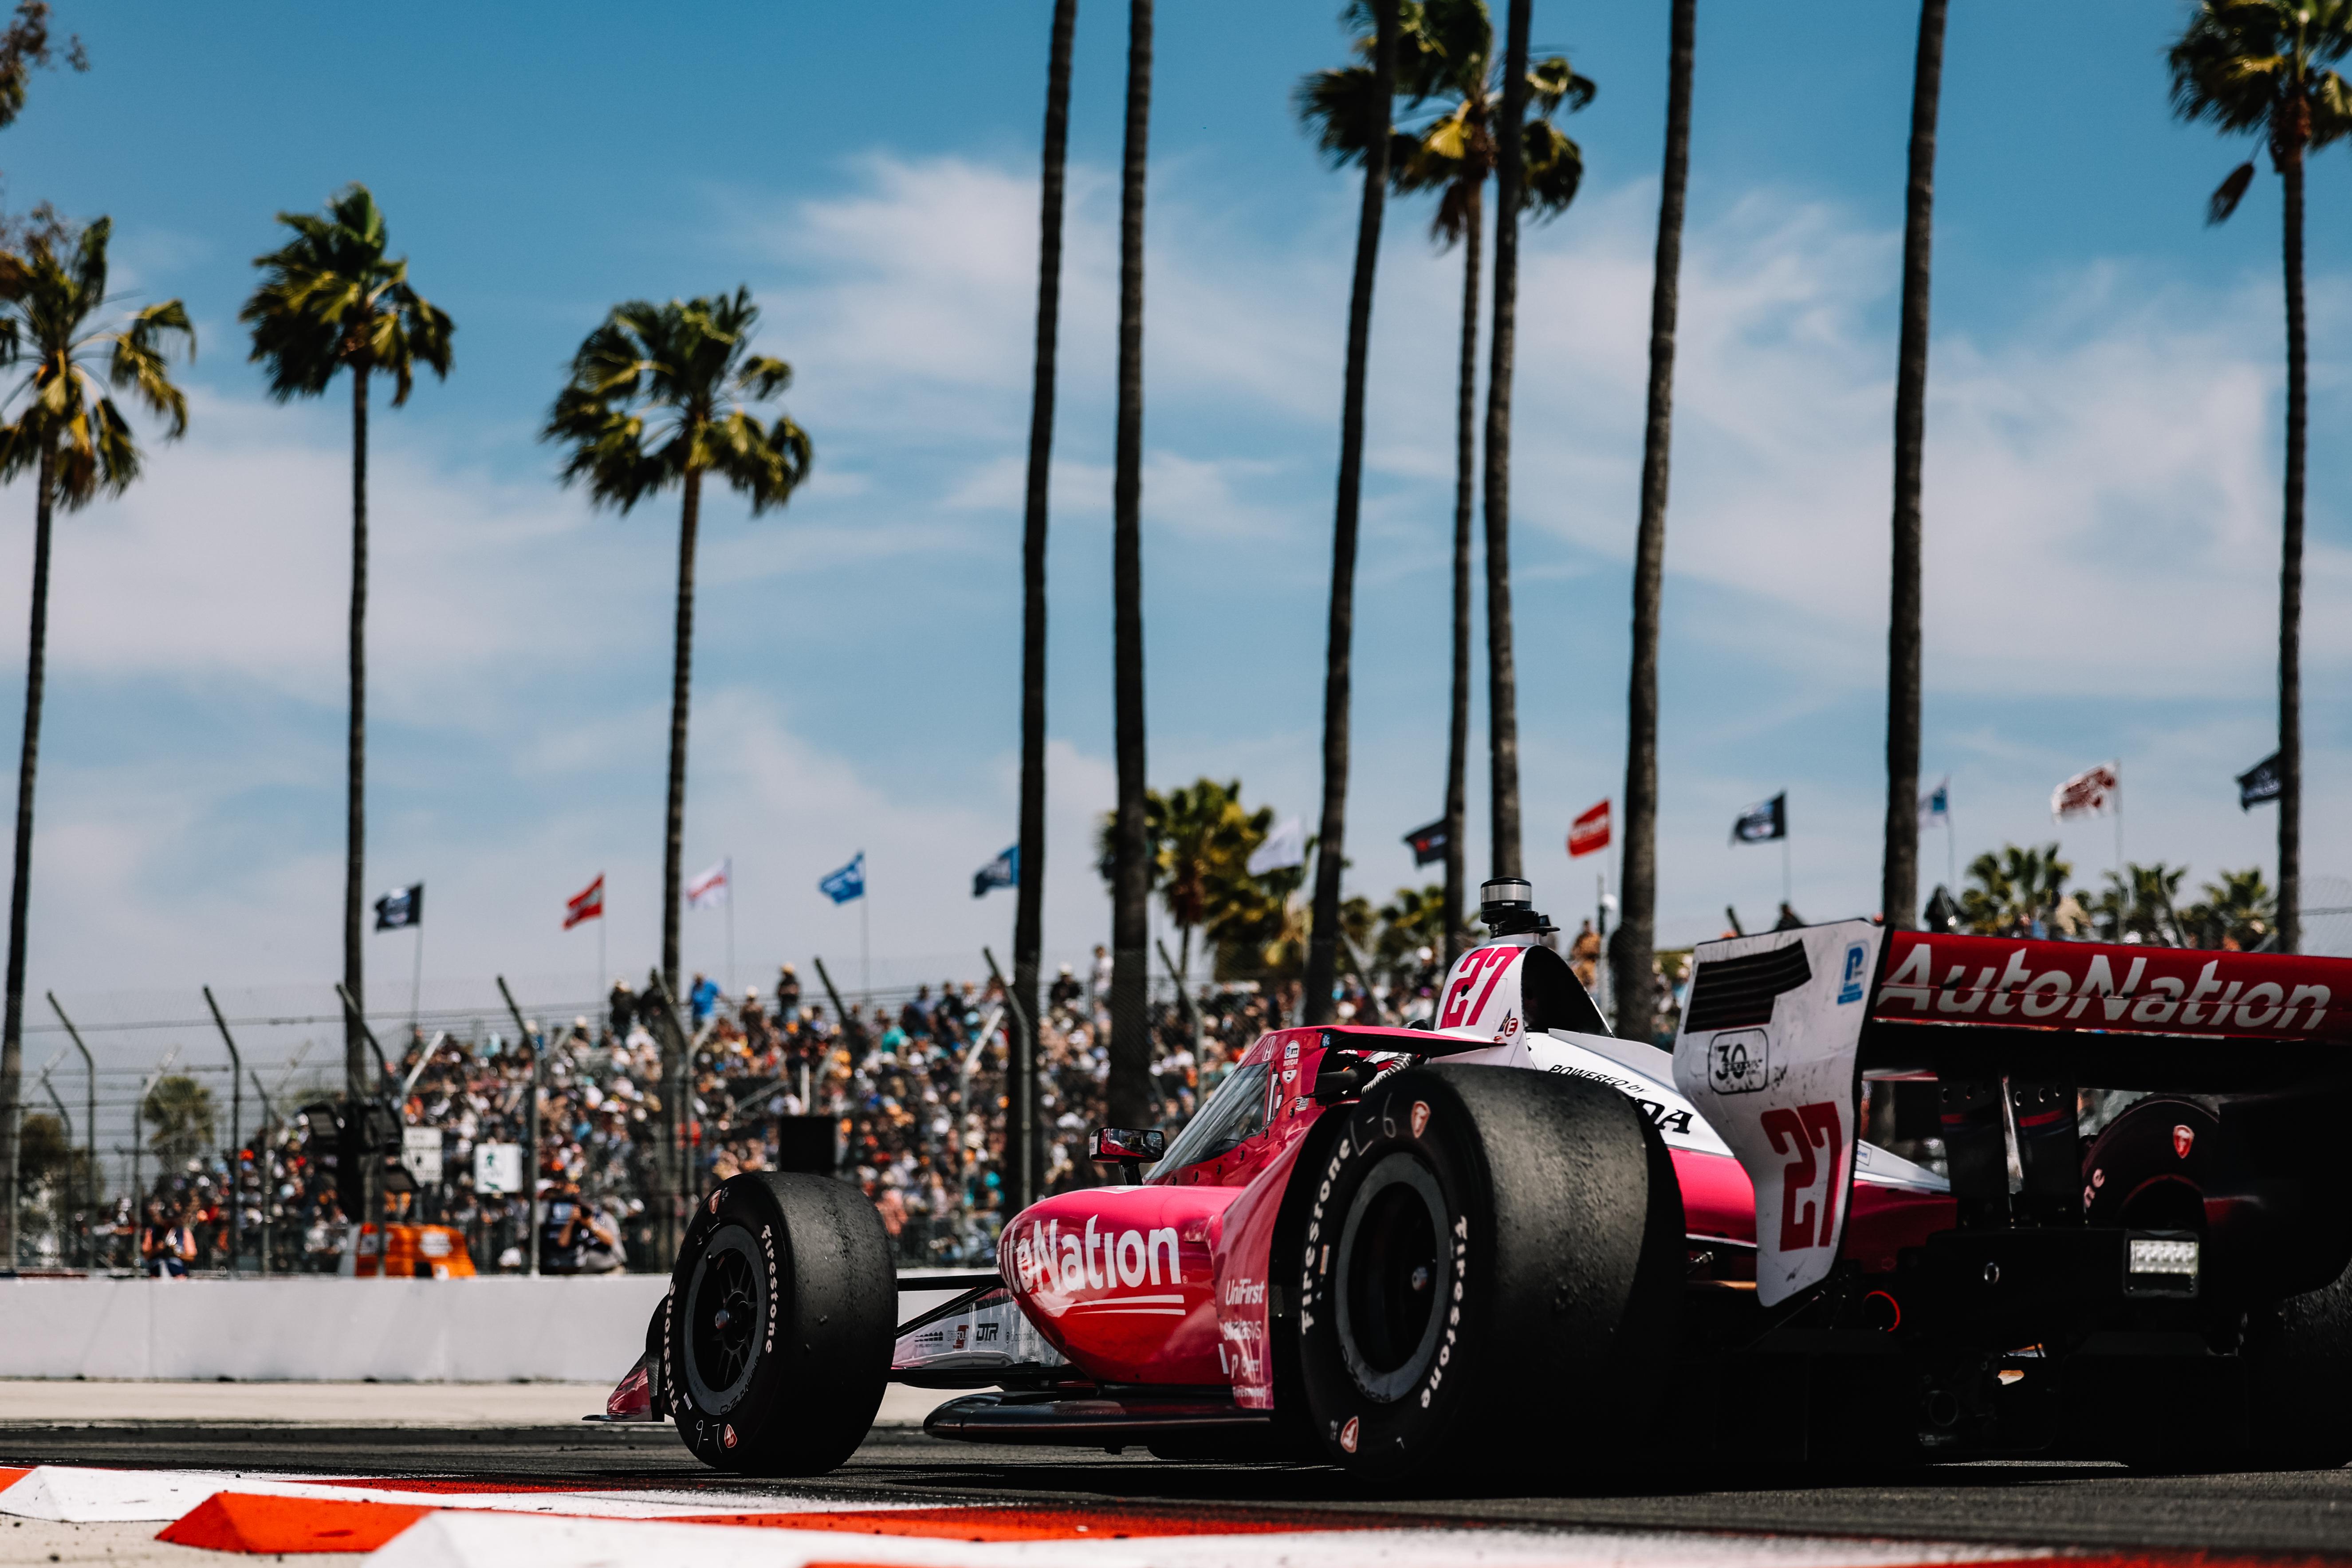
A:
[1087,1127,1165,1185]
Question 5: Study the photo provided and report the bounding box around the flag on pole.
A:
[2237,752,2281,811]
[564,874,605,930]
[373,883,423,931]
[1919,777,1949,824]
[2051,762,2119,821]
[1403,819,1447,867]
[818,852,865,905]
[1730,794,1787,845]
[686,858,731,910]
[973,845,1017,898]
[1247,817,1307,876]
[1568,799,1611,857]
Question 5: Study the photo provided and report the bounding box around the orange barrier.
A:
[351,1225,476,1279]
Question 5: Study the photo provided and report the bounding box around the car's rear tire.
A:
[1289,1064,1683,1480]
[2244,1263,2352,1470]
[665,1172,893,1475]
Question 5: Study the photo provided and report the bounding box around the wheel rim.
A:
[683,1223,767,1411]
[1334,1151,1450,1403]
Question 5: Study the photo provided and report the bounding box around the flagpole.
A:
[726,855,736,997]
[1782,833,1791,912]
[597,908,607,1030]
[410,919,424,1037]
[2114,761,2124,880]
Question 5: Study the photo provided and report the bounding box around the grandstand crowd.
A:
[63,957,1423,1276]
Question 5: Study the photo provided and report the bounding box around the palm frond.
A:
[543,291,810,522]
[2209,159,2258,222]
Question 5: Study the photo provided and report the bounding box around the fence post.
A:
[248,1069,275,1276]
[45,994,94,1271]
[201,988,243,1275]
[494,977,541,1277]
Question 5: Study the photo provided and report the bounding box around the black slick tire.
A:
[2245,1262,2352,1470]
[665,1172,893,1475]
[1289,1063,1683,1480]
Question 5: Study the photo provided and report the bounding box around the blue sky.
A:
[3,0,2349,1064]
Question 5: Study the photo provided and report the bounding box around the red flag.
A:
[1567,800,1611,858]
[564,874,605,930]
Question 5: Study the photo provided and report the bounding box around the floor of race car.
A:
[3,1383,2349,1566]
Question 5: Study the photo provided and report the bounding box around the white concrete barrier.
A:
[0,1276,668,1383]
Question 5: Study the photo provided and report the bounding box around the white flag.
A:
[686,857,731,910]
[1247,817,1306,876]
[2050,763,2118,821]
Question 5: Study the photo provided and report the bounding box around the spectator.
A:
[141,1200,196,1279]
[609,979,636,1037]
[689,972,720,1027]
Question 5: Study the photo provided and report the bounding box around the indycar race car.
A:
[612,878,2352,1478]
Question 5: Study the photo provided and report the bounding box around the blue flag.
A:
[1918,777,1949,824]
[973,845,1017,899]
[818,852,865,905]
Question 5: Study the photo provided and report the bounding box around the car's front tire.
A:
[1289,1064,1683,1480]
[666,1172,892,1475]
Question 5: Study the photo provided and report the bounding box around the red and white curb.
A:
[0,1463,2337,1566]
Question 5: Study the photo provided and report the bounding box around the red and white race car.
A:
[615,879,2352,1477]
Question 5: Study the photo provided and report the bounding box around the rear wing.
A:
[1674,925,2352,1306]
[1868,931,2352,1045]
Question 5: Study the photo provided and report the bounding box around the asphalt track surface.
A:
[7,1419,2352,1556]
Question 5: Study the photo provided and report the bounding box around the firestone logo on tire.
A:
[1339,1415,1360,1453]
[1409,1101,1431,1138]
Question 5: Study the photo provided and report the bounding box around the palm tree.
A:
[2182,866,2277,948]
[1959,843,2073,935]
[1478,0,1534,884]
[241,185,452,1099]
[1882,0,1950,935]
[2170,3,2352,956]
[1385,0,1591,966]
[1294,0,1400,1027]
[544,292,809,998]
[1107,0,1155,1131]
[1011,0,1077,1214]
[0,216,191,1265]
[1608,0,1695,1042]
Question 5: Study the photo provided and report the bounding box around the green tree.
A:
[2170,2,2352,954]
[2077,861,2190,946]
[241,185,452,1099]
[1373,883,1455,984]
[1107,0,1156,1128]
[1959,842,2075,935]
[1610,0,1697,1041]
[0,217,190,1266]
[543,291,810,995]
[143,1074,214,1172]
[1009,0,1078,1213]
[1480,0,1534,885]
[1376,0,1591,970]
[2181,866,2277,949]
[1295,0,1400,1027]
[1882,0,1950,934]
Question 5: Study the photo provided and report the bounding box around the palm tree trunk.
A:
[346,366,369,1101]
[0,448,56,1266]
[1011,0,1077,1212]
[1304,0,1397,1026]
[1443,182,1482,972]
[1107,0,1154,1131]
[2278,129,2306,955]
[1610,0,1694,1042]
[1882,0,1946,935]
[1482,0,1531,884]
[665,465,703,998]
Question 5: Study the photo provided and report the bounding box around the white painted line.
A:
[0,1464,939,1523]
